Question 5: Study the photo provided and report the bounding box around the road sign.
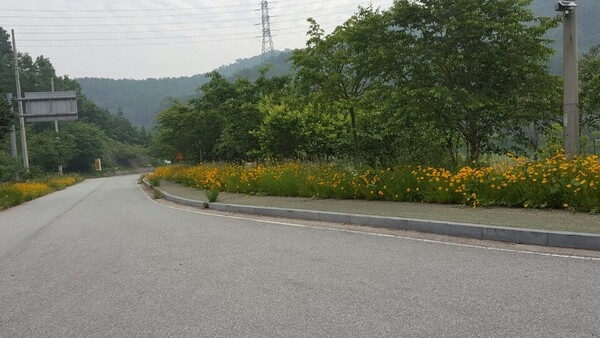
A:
[23,91,78,123]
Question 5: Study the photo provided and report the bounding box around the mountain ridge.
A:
[76,50,293,127]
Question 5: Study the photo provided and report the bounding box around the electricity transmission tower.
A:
[260,0,275,60]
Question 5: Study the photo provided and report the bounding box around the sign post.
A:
[10,30,79,172]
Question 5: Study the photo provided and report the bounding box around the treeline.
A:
[0,27,151,180]
[153,0,600,167]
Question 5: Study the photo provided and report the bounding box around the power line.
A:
[18,25,312,42]
[12,0,393,49]
[0,2,256,12]
[0,8,256,19]
[2,1,389,26]
[17,27,313,48]
[0,0,387,14]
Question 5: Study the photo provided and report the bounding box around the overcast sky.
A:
[3,0,392,80]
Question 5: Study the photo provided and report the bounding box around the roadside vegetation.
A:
[150,1,599,167]
[0,175,81,210]
[148,152,600,213]
[0,26,152,208]
[147,1,600,215]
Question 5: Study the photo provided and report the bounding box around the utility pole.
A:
[11,29,29,170]
[51,77,63,175]
[261,0,275,60]
[557,1,579,158]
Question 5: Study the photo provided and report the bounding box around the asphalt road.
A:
[1,175,599,337]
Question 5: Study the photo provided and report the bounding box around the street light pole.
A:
[558,1,579,158]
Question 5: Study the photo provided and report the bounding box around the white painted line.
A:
[140,185,600,262]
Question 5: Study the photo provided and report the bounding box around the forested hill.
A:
[77,50,293,127]
[76,74,208,127]
[78,0,600,127]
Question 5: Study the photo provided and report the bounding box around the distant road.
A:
[1,175,599,337]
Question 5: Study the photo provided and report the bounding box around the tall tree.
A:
[0,27,14,95]
[254,95,347,160]
[382,0,558,162]
[61,122,109,172]
[218,70,290,160]
[292,7,386,161]
[28,129,76,173]
[153,100,221,163]
[0,28,15,139]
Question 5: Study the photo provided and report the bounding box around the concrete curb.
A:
[145,182,600,251]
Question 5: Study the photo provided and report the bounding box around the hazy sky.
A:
[3,0,392,80]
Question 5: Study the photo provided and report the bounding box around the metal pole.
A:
[11,29,29,170]
[51,77,63,174]
[563,5,579,158]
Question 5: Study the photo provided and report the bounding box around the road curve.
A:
[1,175,599,337]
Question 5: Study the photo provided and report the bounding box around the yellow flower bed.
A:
[0,175,82,209]
[11,182,53,200]
[151,153,600,212]
[47,176,79,190]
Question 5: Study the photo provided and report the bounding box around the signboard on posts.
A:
[23,91,78,123]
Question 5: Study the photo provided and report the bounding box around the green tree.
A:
[106,140,149,168]
[0,28,15,139]
[33,56,56,91]
[254,95,347,160]
[154,94,226,163]
[153,102,190,162]
[382,0,559,162]
[254,97,305,159]
[212,77,261,160]
[28,129,76,173]
[580,44,600,131]
[292,7,386,161]
[0,27,14,95]
[61,122,109,172]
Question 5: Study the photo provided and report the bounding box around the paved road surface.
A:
[1,175,599,337]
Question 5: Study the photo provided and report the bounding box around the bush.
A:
[205,187,220,203]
